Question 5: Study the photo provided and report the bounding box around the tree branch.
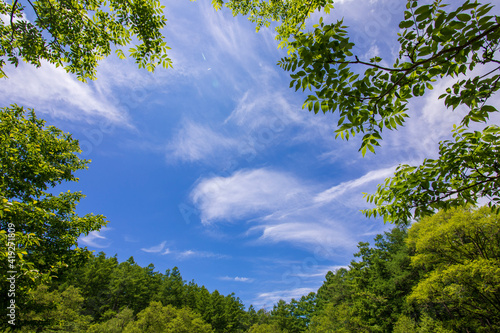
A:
[327,24,500,110]
[26,0,63,51]
[326,56,406,72]
[410,175,500,209]
[374,24,500,108]
[10,0,19,43]
[479,66,500,79]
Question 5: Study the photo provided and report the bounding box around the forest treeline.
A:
[2,205,498,332]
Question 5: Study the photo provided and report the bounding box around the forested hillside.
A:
[311,207,500,332]
[13,252,247,332]
[1,196,499,332]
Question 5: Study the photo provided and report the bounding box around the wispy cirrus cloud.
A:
[0,61,130,126]
[191,168,311,224]
[220,276,255,283]
[141,241,167,253]
[161,248,230,260]
[138,241,229,260]
[254,287,316,309]
[190,166,393,255]
[257,222,355,251]
[166,120,239,163]
[288,265,347,279]
[79,228,111,248]
[224,90,302,130]
[164,87,325,167]
[199,0,283,86]
[314,165,396,204]
[177,249,229,259]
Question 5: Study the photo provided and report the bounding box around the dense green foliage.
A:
[0,105,107,321]
[3,205,498,332]
[0,0,171,80]
[311,227,418,333]
[407,206,500,332]
[1,250,262,332]
[95,302,214,333]
[310,206,500,333]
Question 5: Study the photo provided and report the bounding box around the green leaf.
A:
[481,105,497,113]
[456,13,471,22]
[399,20,415,29]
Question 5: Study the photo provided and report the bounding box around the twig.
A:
[10,0,19,42]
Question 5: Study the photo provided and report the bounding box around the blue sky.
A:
[2,0,499,309]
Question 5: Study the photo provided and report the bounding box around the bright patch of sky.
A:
[2,0,499,309]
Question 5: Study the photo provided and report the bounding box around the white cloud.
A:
[190,167,391,255]
[229,87,343,150]
[288,265,347,278]
[176,249,229,259]
[199,1,281,84]
[220,276,255,283]
[314,166,396,204]
[79,228,111,248]
[235,276,254,282]
[162,248,230,260]
[166,120,239,163]
[191,168,311,224]
[258,222,355,250]
[225,90,302,130]
[255,287,316,308]
[0,61,130,126]
[157,0,283,92]
[141,241,167,253]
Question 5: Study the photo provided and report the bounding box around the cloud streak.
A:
[190,167,394,255]
[161,248,230,260]
[0,62,130,126]
[141,241,167,253]
[314,166,396,204]
[220,276,255,283]
[255,287,316,309]
[191,168,311,224]
[258,222,355,250]
[79,228,111,248]
[166,120,239,163]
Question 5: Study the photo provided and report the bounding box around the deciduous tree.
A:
[18,284,92,332]
[123,301,213,333]
[407,206,500,332]
[311,227,420,332]
[0,0,171,80]
[0,105,107,323]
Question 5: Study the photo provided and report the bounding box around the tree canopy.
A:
[0,105,107,320]
[0,0,171,81]
[310,206,500,332]
[407,206,500,332]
